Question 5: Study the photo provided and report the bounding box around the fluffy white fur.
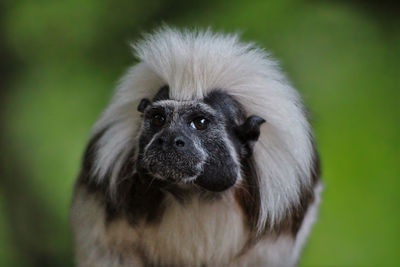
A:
[91,27,314,232]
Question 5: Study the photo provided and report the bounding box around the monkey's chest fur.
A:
[71,179,321,267]
[71,185,253,266]
[127,193,247,265]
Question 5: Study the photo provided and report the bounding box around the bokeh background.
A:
[1,0,399,266]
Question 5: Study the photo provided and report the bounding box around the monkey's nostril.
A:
[174,137,185,148]
[157,137,165,145]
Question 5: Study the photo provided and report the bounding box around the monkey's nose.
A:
[156,136,187,150]
[174,137,186,148]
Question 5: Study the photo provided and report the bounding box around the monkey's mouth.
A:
[142,151,204,183]
[147,162,201,182]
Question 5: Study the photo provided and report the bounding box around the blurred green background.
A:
[0,0,399,266]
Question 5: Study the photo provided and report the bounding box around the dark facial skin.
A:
[137,102,207,181]
[136,87,265,192]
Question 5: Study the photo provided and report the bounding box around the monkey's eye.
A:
[152,114,165,127]
[190,117,209,130]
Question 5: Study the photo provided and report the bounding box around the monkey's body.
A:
[71,181,322,266]
[70,28,322,266]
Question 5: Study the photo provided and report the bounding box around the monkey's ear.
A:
[235,115,266,158]
[153,85,170,102]
[138,98,151,113]
[138,85,170,113]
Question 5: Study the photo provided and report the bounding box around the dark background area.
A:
[0,0,399,266]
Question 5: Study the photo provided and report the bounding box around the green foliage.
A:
[1,0,399,266]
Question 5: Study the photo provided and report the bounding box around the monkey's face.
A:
[136,88,265,192]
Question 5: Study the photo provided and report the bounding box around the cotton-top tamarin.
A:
[70,27,322,267]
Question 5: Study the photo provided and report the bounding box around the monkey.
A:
[70,27,322,267]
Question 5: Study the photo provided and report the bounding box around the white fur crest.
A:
[91,27,314,231]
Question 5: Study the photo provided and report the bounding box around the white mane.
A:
[91,27,314,232]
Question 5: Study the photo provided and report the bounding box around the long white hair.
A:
[89,27,314,234]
